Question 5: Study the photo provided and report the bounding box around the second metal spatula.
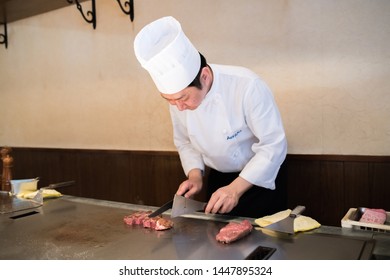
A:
[171,194,207,218]
[264,205,306,234]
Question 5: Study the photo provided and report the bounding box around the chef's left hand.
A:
[205,176,253,214]
[176,168,203,198]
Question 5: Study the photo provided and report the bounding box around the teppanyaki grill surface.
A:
[0,196,375,260]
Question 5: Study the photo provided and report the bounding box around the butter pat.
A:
[255,209,291,227]
[23,189,62,199]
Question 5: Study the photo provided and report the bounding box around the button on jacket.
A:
[170,64,287,190]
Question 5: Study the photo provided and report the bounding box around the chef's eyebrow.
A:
[161,93,187,101]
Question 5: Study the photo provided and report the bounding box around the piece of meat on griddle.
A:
[155,217,174,231]
[123,211,174,231]
[123,211,151,225]
[142,216,160,228]
[216,220,253,244]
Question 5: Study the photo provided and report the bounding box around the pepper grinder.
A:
[1,147,13,193]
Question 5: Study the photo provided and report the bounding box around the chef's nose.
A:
[175,100,186,111]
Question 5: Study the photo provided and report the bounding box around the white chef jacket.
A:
[170,64,287,190]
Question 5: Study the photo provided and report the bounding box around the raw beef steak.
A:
[359,208,387,224]
[216,220,253,243]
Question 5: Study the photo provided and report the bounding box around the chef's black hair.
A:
[187,52,208,90]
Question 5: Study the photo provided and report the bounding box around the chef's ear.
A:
[201,67,212,81]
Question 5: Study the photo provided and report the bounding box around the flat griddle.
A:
[0,196,375,260]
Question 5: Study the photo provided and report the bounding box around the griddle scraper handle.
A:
[42,181,75,190]
[290,205,306,218]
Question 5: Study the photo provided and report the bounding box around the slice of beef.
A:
[155,218,174,231]
[143,216,174,230]
[123,214,136,225]
[143,216,160,229]
[360,208,387,224]
[123,211,152,225]
[216,220,253,244]
[134,211,152,225]
[124,211,174,231]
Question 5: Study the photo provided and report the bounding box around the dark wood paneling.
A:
[6,148,390,226]
[286,155,390,226]
[371,162,390,208]
[318,161,344,226]
[287,159,321,218]
[11,148,187,207]
[344,162,370,210]
[286,160,344,225]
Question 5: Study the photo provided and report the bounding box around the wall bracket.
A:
[116,0,134,22]
[67,0,96,29]
[0,21,7,49]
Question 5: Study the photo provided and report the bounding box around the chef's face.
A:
[161,67,212,111]
[162,86,206,111]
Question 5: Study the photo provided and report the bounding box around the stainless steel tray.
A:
[0,192,42,214]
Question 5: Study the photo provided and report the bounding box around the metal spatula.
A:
[171,194,207,218]
[32,180,75,204]
[264,205,306,234]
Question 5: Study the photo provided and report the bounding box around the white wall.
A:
[1,0,389,155]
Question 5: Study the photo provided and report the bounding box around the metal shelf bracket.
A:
[67,0,96,29]
[116,0,134,22]
[0,21,7,49]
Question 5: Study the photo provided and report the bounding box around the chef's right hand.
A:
[176,168,203,198]
[205,176,253,215]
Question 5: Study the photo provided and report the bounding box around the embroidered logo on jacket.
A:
[227,130,242,140]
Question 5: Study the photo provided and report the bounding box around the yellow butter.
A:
[18,189,62,199]
[255,209,291,227]
[255,209,321,232]
[294,216,321,232]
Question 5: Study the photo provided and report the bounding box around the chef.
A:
[134,16,287,218]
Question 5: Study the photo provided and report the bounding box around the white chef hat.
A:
[134,16,201,94]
